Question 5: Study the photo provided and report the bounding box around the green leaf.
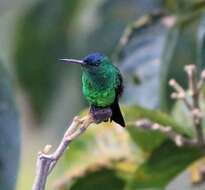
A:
[69,168,126,190]
[126,140,203,189]
[123,106,192,151]
[55,159,127,190]
[127,126,165,153]
[160,11,203,111]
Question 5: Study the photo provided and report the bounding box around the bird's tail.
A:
[110,99,125,127]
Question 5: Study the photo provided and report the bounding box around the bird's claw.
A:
[90,107,112,124]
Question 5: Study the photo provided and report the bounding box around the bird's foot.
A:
[90,106,112,124]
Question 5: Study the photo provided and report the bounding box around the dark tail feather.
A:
[110,100,125,127]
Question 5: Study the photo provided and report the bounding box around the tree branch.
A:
[135,119,197,147]
[32,115,94,190]
[185,65,204,145]
[169,79,192,110]
[169,65,205,146]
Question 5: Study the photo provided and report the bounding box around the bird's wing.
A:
[110,72,125,127]
[116,72,124,97]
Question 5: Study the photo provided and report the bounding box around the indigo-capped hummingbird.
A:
[60,52,125,127]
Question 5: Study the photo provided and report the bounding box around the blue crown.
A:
[83,52,105,63]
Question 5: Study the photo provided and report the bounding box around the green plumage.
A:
[82,58,121,107]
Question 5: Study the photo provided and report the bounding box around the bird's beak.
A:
[59,59,86,65]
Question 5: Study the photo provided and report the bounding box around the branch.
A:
[169,65,205,146]
[185,65,204,145]
[135,119,197,147]
[169,79,192,110]
[32,115,94,190]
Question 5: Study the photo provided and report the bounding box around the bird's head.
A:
[60,53,109,70]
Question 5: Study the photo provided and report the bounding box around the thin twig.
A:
[185,65,204,145]
[32,115,94,190]
[169,79,193,110]
[169,65,205,146]
[135,119,197,147]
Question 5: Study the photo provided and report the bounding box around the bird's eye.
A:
[92,61,99,66]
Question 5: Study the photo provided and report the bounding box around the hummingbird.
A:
[60,52,125,127]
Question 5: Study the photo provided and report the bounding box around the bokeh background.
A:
[1,0,205,190]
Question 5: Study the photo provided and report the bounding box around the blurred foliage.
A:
[14,0,82,121]
[115,11,168,108]
[69,168,125,190]
[82,0,163,55]
[126,140,203,189]
[0,61,20,190]
[160,10,204,111]
[116,1,205,112]
[55,105,204,190]
[164,0,205,13]
[55,158,129,190]
[124,106,192,152]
